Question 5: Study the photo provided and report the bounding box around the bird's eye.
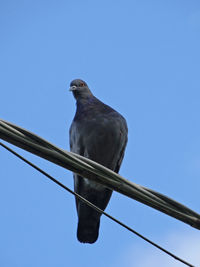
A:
[80,82,85,87]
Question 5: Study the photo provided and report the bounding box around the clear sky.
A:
[1,1,200,266]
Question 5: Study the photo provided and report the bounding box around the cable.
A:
[1,119,200,230]
[0,142,196,267]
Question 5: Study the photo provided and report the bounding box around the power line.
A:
[1,119,200,230]
[0,142,196,267]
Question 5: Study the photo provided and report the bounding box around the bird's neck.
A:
[76,94,95,103]
[76,95,97,112]
[73,89,93,100]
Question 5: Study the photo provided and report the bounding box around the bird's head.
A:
[69,79,93,100]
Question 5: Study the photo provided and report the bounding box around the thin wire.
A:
[0,142,196,267]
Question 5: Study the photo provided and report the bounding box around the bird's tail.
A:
[75,185,112,244]
[77,210,100,243]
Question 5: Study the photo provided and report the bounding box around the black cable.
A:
[0,142,196,267]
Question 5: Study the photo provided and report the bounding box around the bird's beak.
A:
[69,85,77,91]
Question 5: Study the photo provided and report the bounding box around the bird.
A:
[69,79,128,243]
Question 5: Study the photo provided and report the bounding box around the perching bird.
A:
[69,79,128,243]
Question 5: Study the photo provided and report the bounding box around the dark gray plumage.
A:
[69,79,128,243]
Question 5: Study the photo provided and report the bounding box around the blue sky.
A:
[1,1,200,266]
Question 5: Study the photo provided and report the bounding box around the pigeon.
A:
[69,79,128,243]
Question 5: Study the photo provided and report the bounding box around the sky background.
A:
[0,1,200,266]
